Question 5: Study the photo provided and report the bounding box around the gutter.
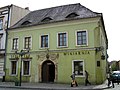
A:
[3,5,11,82]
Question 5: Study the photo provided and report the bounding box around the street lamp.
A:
[15,50,29,86]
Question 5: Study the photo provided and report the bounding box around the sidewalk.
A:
[0,81,109,90]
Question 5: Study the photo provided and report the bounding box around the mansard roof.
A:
[10,3,101,29]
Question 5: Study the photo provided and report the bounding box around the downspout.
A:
[3,5,11,82]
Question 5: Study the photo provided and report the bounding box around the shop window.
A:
[73,60,84,76]
[12,38,19,50]
[24,36,31,49]
[76,30,87,46]
[23,60,30,75]
[11,61,17,75]
[41,35,48,48]
[58,32,67,47]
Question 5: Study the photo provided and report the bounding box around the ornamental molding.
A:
[37,52,59,61]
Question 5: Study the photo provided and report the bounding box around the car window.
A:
[112,73,120,75]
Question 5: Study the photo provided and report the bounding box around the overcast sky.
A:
[0,0,120,62]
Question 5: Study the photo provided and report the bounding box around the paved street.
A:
[1,86,119,90]
[0,79,116,90]
[0,88,29,90]
[105,83,120,90]
[0,80,110,90]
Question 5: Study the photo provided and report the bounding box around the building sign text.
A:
[63,50,90,56]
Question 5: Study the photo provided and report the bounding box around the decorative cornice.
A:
[7,47,97,55]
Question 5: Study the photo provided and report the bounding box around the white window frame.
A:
[11,37,19,51]
[57,32,68,48]
[75,30,88,46]
[22,59,31,76]
[39,34,49,49]
[10,60,18,76]
[72,60,85,77]
[23,36,32,50]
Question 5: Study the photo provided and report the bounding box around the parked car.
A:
[112,71,120,83]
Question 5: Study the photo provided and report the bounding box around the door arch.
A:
[42,60,55,82]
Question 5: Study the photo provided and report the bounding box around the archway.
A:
[42,60,55,82]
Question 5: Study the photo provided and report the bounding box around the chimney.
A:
[25,7,29,10]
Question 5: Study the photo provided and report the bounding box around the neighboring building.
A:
[5,3,108,84]
[0,4,30,80]
[117,60,120,70]
[110,60,120,71]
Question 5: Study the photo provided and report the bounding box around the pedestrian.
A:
[110,73,115,88]
[70,71,78,87]
[117,76,119,85]
[107,72,111,87]
[85,70,91,86]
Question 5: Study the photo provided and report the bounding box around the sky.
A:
[0,0,120,62]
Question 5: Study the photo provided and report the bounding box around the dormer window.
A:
[41,17,52,22]
[66,13,79,18]
[21,20,31,26]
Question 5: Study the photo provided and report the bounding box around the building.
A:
[5,3,108,84]
[0,4,30,81]
[110,60,120,71]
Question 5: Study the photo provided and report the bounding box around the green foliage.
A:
[111,64,117,71]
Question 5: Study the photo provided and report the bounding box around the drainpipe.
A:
[3,4,11,82]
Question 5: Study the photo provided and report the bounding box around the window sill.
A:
[76,45,88,47]
[11,49,18,52]
[75,75,85,77]
[22,75,31,77]
[23,48,31,51]
[10,74,17,76]
[57,46,68,48]
[39,47,49,49]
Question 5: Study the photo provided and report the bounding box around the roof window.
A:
[21,20,31,25]
[41,17,52,22]
[66,13,79,18]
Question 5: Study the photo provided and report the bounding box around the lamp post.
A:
[15,50,29,86]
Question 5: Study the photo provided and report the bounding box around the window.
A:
[23,60,30,75]
[11,61,17,75]
[0,35,3,49]
[12,38,18,50]
[0,37,1,49]
[76,30,87,46]
[0,19,3,30]
[58,32,67,47]
[41,35,48,48]
[24,36,31,49]
[97,61,100,67]
[21,20,31,26]
[66,12,79,18]
[73,60,84,76]
[41,17,52,22]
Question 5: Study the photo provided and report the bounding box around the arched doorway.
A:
[42,60,55,82]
